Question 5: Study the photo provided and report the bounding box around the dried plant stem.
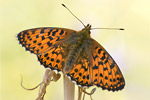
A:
[64,75,75,100]
[78,87,83,100]
[36,69,61,100]
[36,69,52,100]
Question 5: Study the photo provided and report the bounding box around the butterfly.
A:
[17,23,125,91]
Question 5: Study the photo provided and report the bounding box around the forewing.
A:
[17,27,76,71]
[17,27,76,54]
[89,38,125,91]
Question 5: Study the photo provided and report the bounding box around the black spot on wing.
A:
[98,61,103,65]
[101,53,106,60]
[59,30,64,35]
[48,36,53,40]
[41,36,45,40]
[110,63,115,69]
[93,55,98,60]
[100,73,103,77]
[40,28,47,34]
[36,35,39,38]
[52,29,58,36]
[48,29,53,35]
[103,67,108,71]
[56,37,60,41]
[98,48,102,54]
[92,65,98,70]
[38,43,42,46]
[33,40,37,43]
[47,42,52,47]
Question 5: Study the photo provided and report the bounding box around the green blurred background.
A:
[0,0,150,100]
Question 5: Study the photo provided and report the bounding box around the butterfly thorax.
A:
[63,24,92,73]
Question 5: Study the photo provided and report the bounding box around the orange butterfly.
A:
[17,4,125,92]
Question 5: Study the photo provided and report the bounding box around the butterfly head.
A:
[77,24,92,39]
[78,24,91,37]
[83,24,91,32]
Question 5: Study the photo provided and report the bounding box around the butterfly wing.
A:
[66,50,93,88]
[88,38,125,91]
[17,27,76,72]
[64,38,125,91]
[17,27,76,54]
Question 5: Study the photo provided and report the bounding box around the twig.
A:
[78,87,96,100]
[21,69,61,100]
[64,75,75,100]
[78,87,83,100]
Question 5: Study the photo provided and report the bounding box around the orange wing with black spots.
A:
[66,52,93,88]
[89,38,125,91]
[17,27,76,54]
[37,45,65,72]
[17,27,76,72]
[65,38,125,91]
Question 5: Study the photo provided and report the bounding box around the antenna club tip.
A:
[119,28,125,30]
[62,4,66,7]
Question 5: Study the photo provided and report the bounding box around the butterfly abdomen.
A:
[64,43,83,73]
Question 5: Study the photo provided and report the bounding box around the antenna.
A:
[62,4,86,27]
[62,4,124,31]
[91,28,124,30]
